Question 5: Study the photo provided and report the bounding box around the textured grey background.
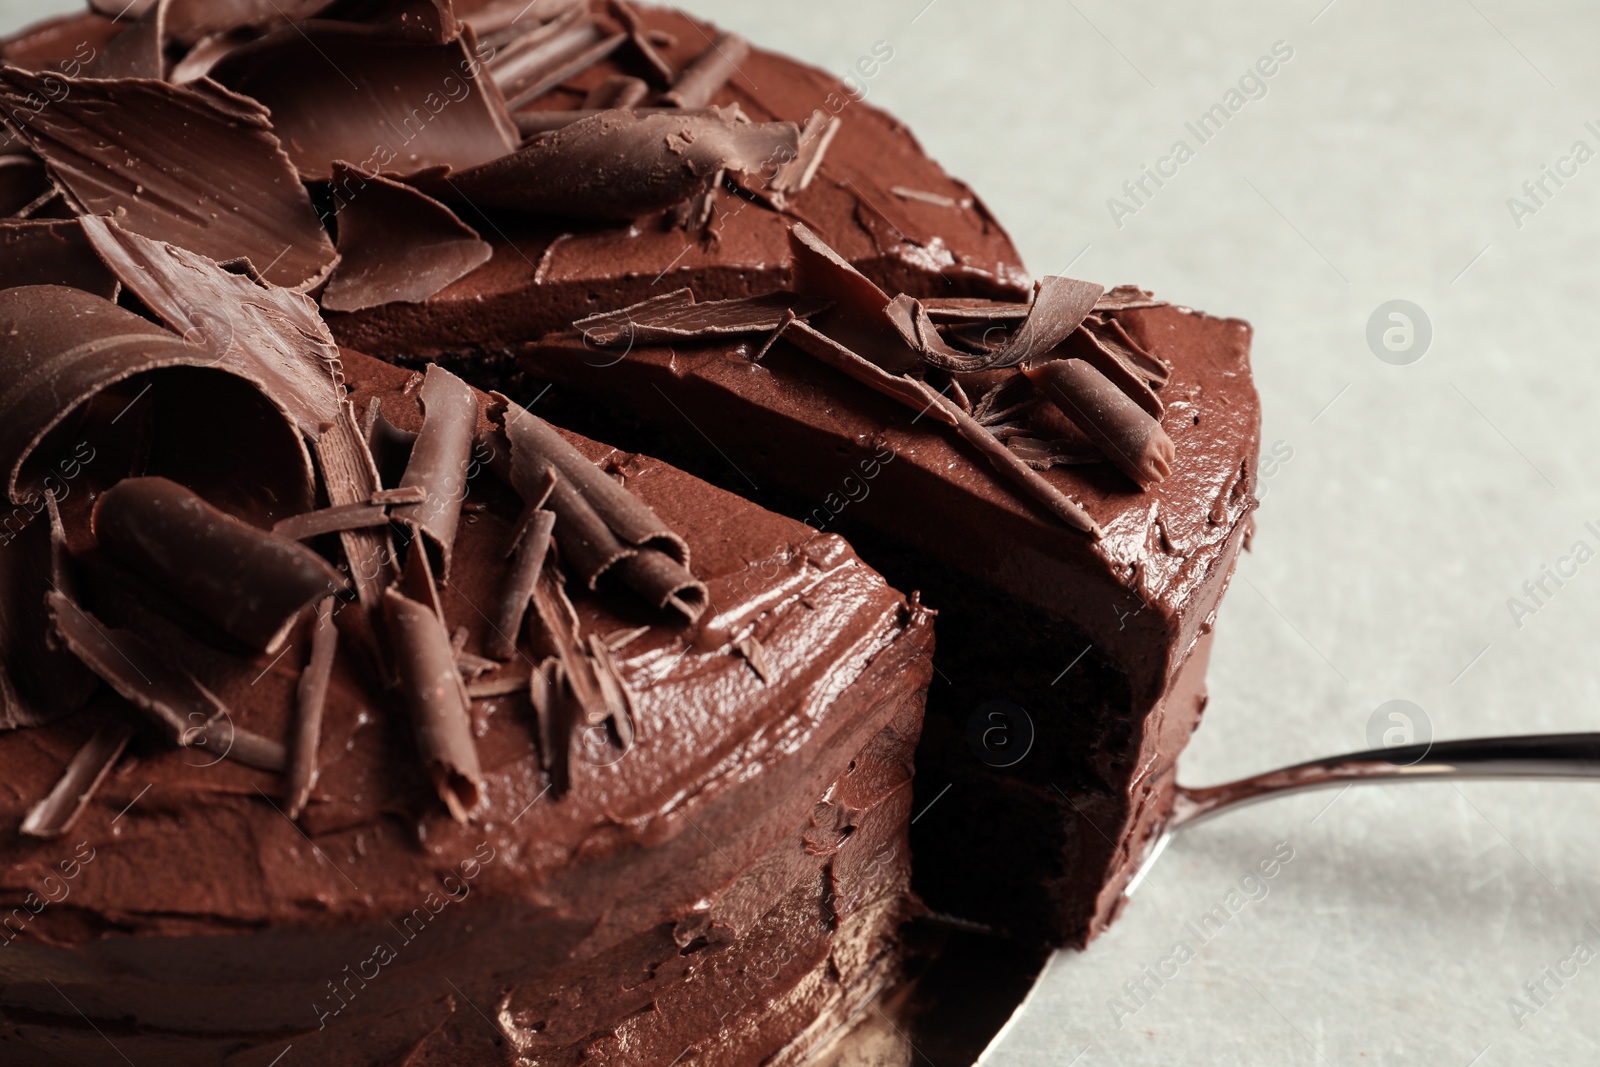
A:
[5,1,1600,1064]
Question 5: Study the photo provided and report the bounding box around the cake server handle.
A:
[1125,732,1600,896]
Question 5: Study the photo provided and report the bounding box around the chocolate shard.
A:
[169,30,249,83]
[466,674,529,699]
[1006,436,1103,470]
[0,71,337,289]
[372,485,428,506]
[884,293,997,374]
[489,501,556,661]
[1062,321,1163,420]
[93,477,349,655]
[196,716,286,772]
[734,634,772,684]
[663,31,748,108]
[273,502,392,541]
[1080,313,1172,387]
[490,4,625,110]
[611,549,708,623]
[771,111,840,195]
[919,276,1103,373]
[777,319,956,427]
[574,288,830,347]
[608,0,673,84]
[83,0,167,79]
[431,108,799,221]
[20,717,134,839]
[320,0,459,43]
[1023,359,1175,489]
[1094,285,1168,312]
[391,365,480,576]
[383,587,483,822]
[0,219,117,299]
[158,0,330,46]
[210,23,519,182]
[787,223,920,374]
[322,164,492,314]
[80,220,394,614]
[494,394,691,565]
[47,590,231,747]
[919,297,1033,323]
[286,596,338,819]
[583,73,648,108]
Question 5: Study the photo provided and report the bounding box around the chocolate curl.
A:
[899,276,1104,374]
[432,108,799,221]
[884,293,992,374]
[273,502,392,541]
[491,4,626,110]
[1024,360,1175,489]
[525,568,621,789]
[573,288,830,347]
[285,596,338,819]
[384,588,483,822]
[1063,320,1163,420]
[663,31,748,108]
[494,395,690,565]
[83,0,167,78]
[20,718,134,839]
[787,223,920,373]
[0,71,337,289]
[94,477,349,655]
[1094,285,1167,312]
[1080,313,1171,388]
[45,591,286,770]
[583,73,648,108]
[392,365,480,577]
[209,24,519,182]
[81,220,395,615]
[608,0,673,84]
[611,550,708,623]
[0,220,119,299]
[322,165,492,314]
[919,297,1033,322]
[777,319,957,428]
[770,111,840,195]
[488,468,557,662]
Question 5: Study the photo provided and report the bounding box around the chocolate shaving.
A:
[81,220,394,614]
[787,223,919,373]
[432,108,799,221]
[83,0,167,79]
[210,24,519,182]
[0,72,337,289]
[611,549,707,622]
[1024,360,1175,489]
[910,276,1103,373]
[19,717,134,839]
[734,634,772,684]
[467,0,584,39]
[94,477,348,655]
[497,16,626,110]
[159,0,329,46]
[322,0,459,43]
[1080,314,1171,388]
[383,588,483,822]
[1006,436,1103,470]
[583,73,648,109]
[1063,322,1163,420]
[0,154,49,216]
[585,632,635,745]
[466,674,529,699]
[777,319,956,427]
[920,297,1033,323]
[392,365,480,576]
[323,165,491,313]
[771,111,840,195]
[0,219,117,298]
[889,186,959,208]
[372,485,428,506]
[884,294,992,374]
[169,30,250,83]
[489,499,556,661]
[609,0,673,84]
[286,596,337,819]
[574,288,830,347]
[495,394,690,565]
[273,502,392,541]
[1094,285,1167,312]
[199,715,287,772]
[663,31,748,108]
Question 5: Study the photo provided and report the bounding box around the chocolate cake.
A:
[0,0,1260,1060]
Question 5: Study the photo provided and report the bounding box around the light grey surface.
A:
[5,1,1600,1064]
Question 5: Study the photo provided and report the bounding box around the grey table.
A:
[6,1,1599,1063]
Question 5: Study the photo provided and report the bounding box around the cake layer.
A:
[0,349,933,1063]
[523,301,1259,945]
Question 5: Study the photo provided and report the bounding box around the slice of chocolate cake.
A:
[0,241,930,1064]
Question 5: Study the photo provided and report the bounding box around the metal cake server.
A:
[1124,731,1600,896]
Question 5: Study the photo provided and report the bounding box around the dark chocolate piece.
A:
[371,485,428,506]
[432,108,799,220]
[787,223,920,373]
[920,297,1033,322]
[286,596,337,819]
[197,715,287,772]
[210,24,519,182]
[168,29,247,83]
[734,634,772,684]
[884,293,994,373]
[611,549,707,622]
[383,587,483,822]
[1080,313,1171,387]
[910,276,1103,373]
[392,365,480,575]
[608,0,674,84]
[496,13,626,110]
[272,502,392,540]
[93,477,348,655]
[19,718,133,839]
[574,288,830,347]
[83,0,166,79]
[322,164,492,313]
[1023,359,1175,488]
[663,31,748,108]
[1094,285,1167,312]
[0,219,117,298]
[161,0,328,46]
[778,319,956,426]
[465,674,529,698]
[1006,436,1102,470]
[0,71,336,289]
[1064,321,1163,420]
[583,72,648,108]
[489,479,556,661]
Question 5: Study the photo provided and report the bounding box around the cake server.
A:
[1124,731,1600,895]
